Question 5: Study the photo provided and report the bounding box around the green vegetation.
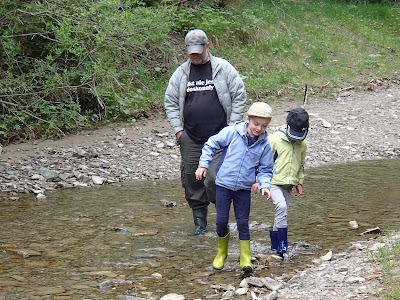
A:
[1,0,400,144]
[371,233,400,299]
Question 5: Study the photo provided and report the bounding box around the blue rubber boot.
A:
[277,227,288,255]
[269,230,279,251]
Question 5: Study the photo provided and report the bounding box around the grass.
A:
[205,0,400,104]
[370,232,400,299]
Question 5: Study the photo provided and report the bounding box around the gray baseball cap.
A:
[185,29,208,54]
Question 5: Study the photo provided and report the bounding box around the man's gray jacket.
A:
[164,53,247,136]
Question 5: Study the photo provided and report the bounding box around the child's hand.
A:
[261,188,271,200]
[195,167,207,180]
[251,182,259,194]
[295,184,303,196]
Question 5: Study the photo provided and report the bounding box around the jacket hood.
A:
[275,124,291,142]
[234,120,268,142]
[275,124,305,143]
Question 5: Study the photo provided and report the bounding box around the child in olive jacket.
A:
[267,107,309,255]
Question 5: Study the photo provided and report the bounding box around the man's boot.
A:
[212,231,230,270]
[269,230,279,251]
[277,227,288,255]
[188,207,207,236]
[239,240,253,272]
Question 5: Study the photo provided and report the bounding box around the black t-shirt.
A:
[184,61,227,144]
[247,133,258,146]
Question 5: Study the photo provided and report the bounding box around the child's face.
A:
[246,116,271,137]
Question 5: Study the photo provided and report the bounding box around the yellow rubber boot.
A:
[212,231,230,270]
[239,240,253,272]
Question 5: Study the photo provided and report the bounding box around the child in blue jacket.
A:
[195,102,274,272]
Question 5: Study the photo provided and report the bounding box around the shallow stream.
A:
[1,158,399,299]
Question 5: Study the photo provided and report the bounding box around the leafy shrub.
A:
[0,0,173,144]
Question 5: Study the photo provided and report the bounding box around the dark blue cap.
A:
[286,107,309,141]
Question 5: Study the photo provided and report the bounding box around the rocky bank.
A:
[1,82,400,299]
[1,83,399,199]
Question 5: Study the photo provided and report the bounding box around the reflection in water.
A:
[1,159,399,299]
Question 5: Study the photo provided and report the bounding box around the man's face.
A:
[188,43,210,65]
[246,116,271,138]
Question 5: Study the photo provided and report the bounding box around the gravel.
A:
[1,83,399,198]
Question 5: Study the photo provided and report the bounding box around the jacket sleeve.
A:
[257,141,274,190]
[164,68,184,135]
[198,126,234,168]
[225,64,246,124]
[298,141,307,185]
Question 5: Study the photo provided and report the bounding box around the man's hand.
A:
[195,167,207,180]
[176,130,183,141]
[261,188,271,200]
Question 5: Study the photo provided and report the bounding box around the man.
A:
[164,29,246,236]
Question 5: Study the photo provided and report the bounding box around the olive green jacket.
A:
[268,125,307,186]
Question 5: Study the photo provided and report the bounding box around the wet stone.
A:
[261,277,283,291]
[160,293,185,300]
[246,277,264,287]
[116,296,148,300]
[35,286,66,295]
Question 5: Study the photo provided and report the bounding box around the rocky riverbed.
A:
[1,83,399,199]
[1,82,400,299]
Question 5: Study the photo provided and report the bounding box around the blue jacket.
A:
[198,120,274,191]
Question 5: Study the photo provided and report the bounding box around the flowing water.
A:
[1,158,399,299]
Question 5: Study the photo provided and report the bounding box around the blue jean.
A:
[215,186,251,240]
